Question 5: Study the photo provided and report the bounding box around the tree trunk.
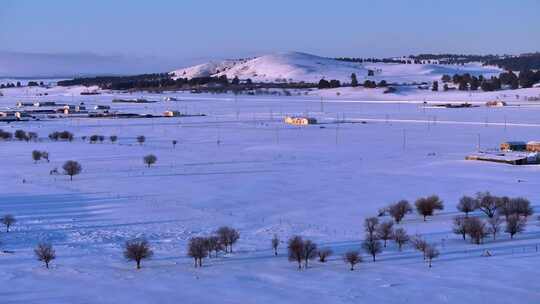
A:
[136,260,141,269]
[384,239,387,247]
[350,265,354,271]
[423,215,427,221]
[429,259,432,268]
[372,254,376,262]
[45,262,49,269]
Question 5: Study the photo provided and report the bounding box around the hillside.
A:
[171,51,503,84]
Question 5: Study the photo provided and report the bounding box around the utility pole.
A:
[402,129,407,150]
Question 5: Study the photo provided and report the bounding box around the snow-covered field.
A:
[1,85,540,303]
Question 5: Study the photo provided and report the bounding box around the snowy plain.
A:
[0,84,540,303]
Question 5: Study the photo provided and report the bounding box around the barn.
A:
[500,141,527,152]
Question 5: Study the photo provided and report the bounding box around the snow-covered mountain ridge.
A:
[171,51,503,84]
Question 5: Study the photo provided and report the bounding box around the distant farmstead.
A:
[526,141,540,152]
[500,141,527,151]
[486,100,507,107]
[284,116,317,125]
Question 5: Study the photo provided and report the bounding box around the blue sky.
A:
[1,0,539,65]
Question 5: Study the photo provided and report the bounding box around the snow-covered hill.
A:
[171,51,503,84]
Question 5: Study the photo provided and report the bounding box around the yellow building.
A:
[284,116,317,125]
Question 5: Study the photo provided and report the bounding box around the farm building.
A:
[284,116,317,125]
[500,141,527,151]
[526,141,540,152]
[163,110,181,117]
[16,101,34,107]
[466,151,540,165]
[486,100,507,107]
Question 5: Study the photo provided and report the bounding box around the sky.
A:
[1,0,539,76]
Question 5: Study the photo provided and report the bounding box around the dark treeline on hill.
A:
[336,57,413,64]
[57,74,318,91]
[485,53,540,71]
[339,53,540,70]
[441,69,540,91]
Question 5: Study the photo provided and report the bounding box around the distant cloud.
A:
[0,51,191,77]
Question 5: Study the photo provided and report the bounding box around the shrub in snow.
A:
[34,243,56,269]
[287,236,304,270]
[457,195,477,217]
[302,240,318,268]
[364,217,379,241]
[505,214,526,239]
[414,195,444,221]
[475,192,501,218]
[318,248,332,263]
[376,221,394,247]
[63,160,82,181]
[124,239,153,269]
[388,200,412,223]
[1,214,16,232]
[143,154,157,168]
[362,237,382,262]
[271,234,279,256]
[188,237,208,267]
[465,217,488,245]
[216,226,240,253]
[32,150,42,163]
[425,245,439,268]
[344,251,362,271]
[392,228,409,251]
[137,135,145,145]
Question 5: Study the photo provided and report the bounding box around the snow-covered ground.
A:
[171,52,503,84]
[1,85,540,303]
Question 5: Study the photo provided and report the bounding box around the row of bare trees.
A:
[187,226,240,267]
[381,195,444,223]
[457,192,533,219]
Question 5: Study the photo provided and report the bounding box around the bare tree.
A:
[392,228,409,251]
[318,248,333,262]
[205,235,223,258]
[505,214,526,239]
[143,154,157,168]
[303,240,318,268]
[487,215,503,240]
[62,160,82,181]
[288,236,304,270]
[364,217,379,240]
[388,200,412,223]
[32,150,42,163]
[465,217,488,244]
[41,151,49,162]
[512,198,534,218]
[457,195,477,217]
[344,251,362,271]
[124,239,153,269]
[34,243,56,269]
[216,226,240,252]
[411,236,428,260]
[452,216,468,241]
[188,237,208,267]
[1,214,16,232]
[415,195,444,221]
[499,197,534,219]
[425,245,440,268]
[137,135,145,145]
[271,234,279,256]
[376,221,394,247]
[362,237,382,262]
[476,192,501,218]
